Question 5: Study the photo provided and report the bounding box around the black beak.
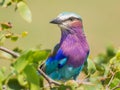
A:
[50,18,61,24]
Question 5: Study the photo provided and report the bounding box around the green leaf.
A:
[8,78,25,90]
[94,54,107,64]
[109,51,120,71]
[1,22,12,30]
[103,64,109,77]
[106,45,116,57]
[5,33,12,38]
[1,0,11,7]
[82,84,103,90]
[0,0,4,6]
[23,65,40,90]
[57,85,71,90]
[115,71,120,79]
[110,78,120,89]
[116,50,120,60]
[110,57,116,65]
[95,63,105,72]
[17,1,32,23]
[0,35,6,45]
[13,47,22,53]
[13,49,50,73]
[0,70,5,82]
[13,50,34,73]
[87,58,96,74]
[11,35,19,41]
[18,74,28,86]
[81,76,104,90]
[32,49,51,63]
[21,31,28,37]
[65,80,78,90]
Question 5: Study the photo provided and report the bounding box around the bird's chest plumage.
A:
[60,34,88,67]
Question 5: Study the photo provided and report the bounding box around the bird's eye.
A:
[69,18,74,21]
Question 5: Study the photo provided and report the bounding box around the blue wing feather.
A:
[45,45,67,76]
[58,58,67,68]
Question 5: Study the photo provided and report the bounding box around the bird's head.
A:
[50,12,83,30]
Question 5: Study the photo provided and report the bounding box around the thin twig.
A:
[38,67,61,86]
[112,82,120,90]
[0,46,61,87]
[106,70,115,90]
[79,81,95,86]
[78,74,94,86]
[0,46,61,86]
[0,46,19,58]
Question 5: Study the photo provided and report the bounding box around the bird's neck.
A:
[60,27,86,44]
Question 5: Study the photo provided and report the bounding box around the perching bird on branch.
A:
[40,12,89,81]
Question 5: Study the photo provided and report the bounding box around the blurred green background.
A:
[0,0,120,57]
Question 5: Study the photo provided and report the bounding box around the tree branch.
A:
[79,81,95,86]
[38,67,61,86]
[0,46,19,58]
[0,46,61,87]
[78,74,94,86]
[112,82,120,90]
[106,70,115,90]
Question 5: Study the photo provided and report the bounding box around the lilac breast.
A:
[60,33,89,67]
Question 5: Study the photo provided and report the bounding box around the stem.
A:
[112,83,120,90]
[106,70,115,90]
[0,46,61,87]
[79,81,95,86]
[0,46,19,58]
[78,74,94,86]
[38,67,61,86]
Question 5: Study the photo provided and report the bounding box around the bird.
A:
[40,12,89,81]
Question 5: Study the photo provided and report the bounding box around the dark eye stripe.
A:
[69,17,74,21]
[62,17,81,22]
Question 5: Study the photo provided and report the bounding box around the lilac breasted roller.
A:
[40,12,89,81]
